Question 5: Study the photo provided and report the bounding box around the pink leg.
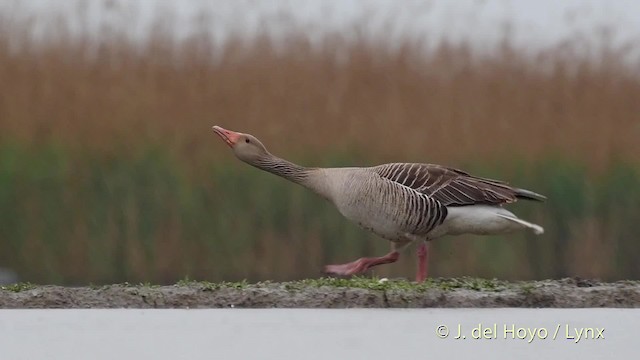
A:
[324,251,400,276]
[416,241,430,283]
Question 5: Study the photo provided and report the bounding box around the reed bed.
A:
[0,9,639,283]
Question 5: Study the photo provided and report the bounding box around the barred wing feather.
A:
[372,163,520,206]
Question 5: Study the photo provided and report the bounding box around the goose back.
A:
[372,163,521,206]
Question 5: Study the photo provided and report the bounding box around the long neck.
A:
[251,153,313,186]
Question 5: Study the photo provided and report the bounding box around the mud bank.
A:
[1,277,639,308]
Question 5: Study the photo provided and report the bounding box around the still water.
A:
[0,309,636,359]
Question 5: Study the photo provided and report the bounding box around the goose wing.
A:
[372,163,522,206]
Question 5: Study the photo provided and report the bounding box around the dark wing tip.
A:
[514,188,547,202]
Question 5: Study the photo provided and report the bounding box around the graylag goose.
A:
[212,126,545,282]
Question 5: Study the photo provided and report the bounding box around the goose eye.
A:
[245,138,250,143]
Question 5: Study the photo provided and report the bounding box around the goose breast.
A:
[318,168,444,241]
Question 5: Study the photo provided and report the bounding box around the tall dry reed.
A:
[0,8,639,283]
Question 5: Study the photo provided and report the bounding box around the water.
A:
[0,309,636,359]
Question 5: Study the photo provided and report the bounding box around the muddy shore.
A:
[1,277,639,308]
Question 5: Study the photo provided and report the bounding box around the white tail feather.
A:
[495,214,544,235]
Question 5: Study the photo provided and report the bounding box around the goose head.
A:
[212,125,269,163]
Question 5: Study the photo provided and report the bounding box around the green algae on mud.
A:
[2,277,640,308]
[165,276,512,293]
[281,276,511,292]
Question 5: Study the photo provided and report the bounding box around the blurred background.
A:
[0,0,639,285]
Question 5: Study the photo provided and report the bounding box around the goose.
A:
[212,125,545,282]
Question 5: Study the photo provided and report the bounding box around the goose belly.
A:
[322,168,422,241]
[333,194,412,241]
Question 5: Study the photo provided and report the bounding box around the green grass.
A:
[285,276,510,292]
[519,283,536,295]
[0,282,36,292]
[167,276,511,292]
[1,144,639,284]
[175,276,250,291]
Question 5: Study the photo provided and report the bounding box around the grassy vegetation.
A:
[170,276,513,293]
[0,5,639,284]
[3,277,639,296]
[0,144,638,284]
[175,277,249,291]
[284,276,510,292]
[0,282,36,293]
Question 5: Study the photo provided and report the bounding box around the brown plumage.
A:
[373,163,546,206]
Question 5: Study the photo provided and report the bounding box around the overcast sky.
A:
[3,0,640,50]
